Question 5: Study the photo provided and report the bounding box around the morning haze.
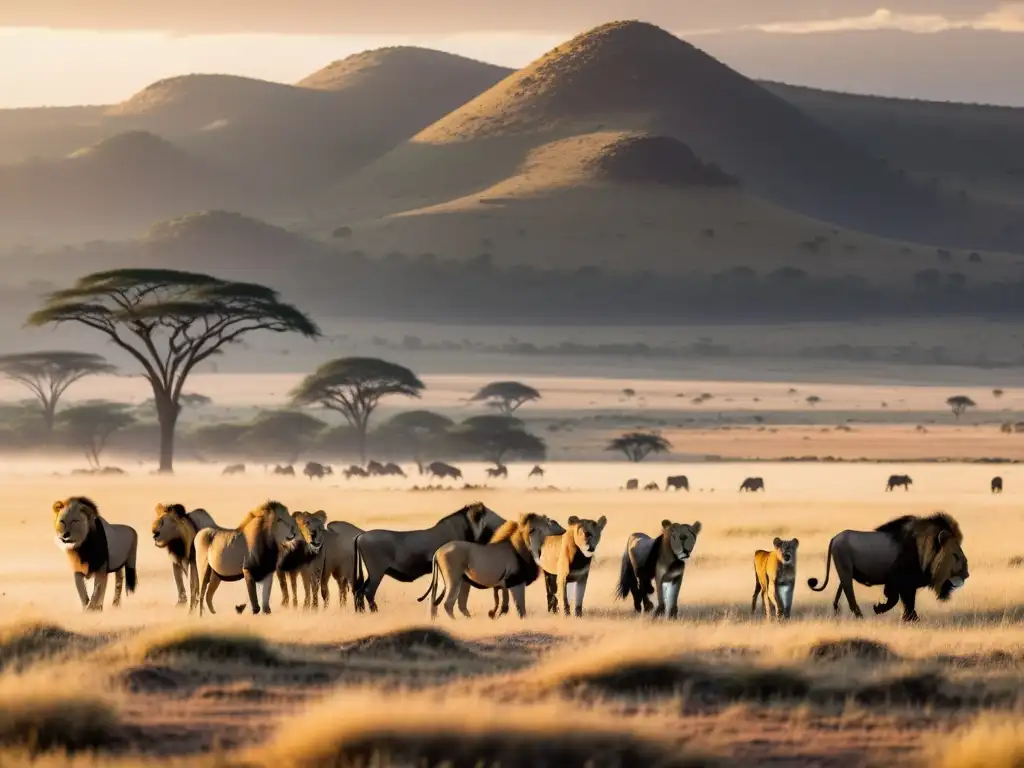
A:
[0,4,1022,767]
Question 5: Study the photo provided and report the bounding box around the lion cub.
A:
[751,537,799,620]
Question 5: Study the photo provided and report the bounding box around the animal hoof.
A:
[262,607,272,615]
[873,604,886,615]
[235,604,246,614]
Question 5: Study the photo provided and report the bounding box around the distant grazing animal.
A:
[317,519,365,610]
[752,538,799,620]
[272,464,295,476]
[353,502,506,612]
[222,464,245,476]
[420,514,564,619]
[625,478,639,490]
[427,461,463,481]
[193,501,300,616]
[529,465,545,479]
[343,465,368,479]
[886,474,913,491]
[616,520,702,618]
[644,482,660,491]
[666,475,689,491]
[992,476,1003,494]
[151,503,217,608]
[277,511,326,609]
[740,477,765,492]
[807,512,968,622]
[303,461,332,480]
[381,462,406,477]
[486,465,509,479]
[53,496,138,611]
[366,460,386,476]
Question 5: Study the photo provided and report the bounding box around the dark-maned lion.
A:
[420,513,564,619]
[194,501,300,616]
[151,503,216,608]
[616,519,701,618]
[54,496,138,611]
[751,537,799,620]
[353,502,505,612]
[808,512,969,622]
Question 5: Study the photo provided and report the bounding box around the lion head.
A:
[238,501,299,550]
[53,496,99,550]
[461,502,507,542]
[518,513,566,561]
[772,537,799,567]
[293,510,327,554]
[567,515,607,557]
[152,503,192,550]
[662,519,702,561]
[913,513,969,600]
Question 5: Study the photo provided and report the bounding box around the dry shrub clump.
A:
[929,716,1024,768]
[807,637,899,663]
[252,692,714,768]
[0,692,122,753]
[135,628,283,667]
[339,626,474,659]
[0,622,93,673]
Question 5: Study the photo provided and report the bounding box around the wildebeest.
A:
[343,465,368,479]
[886,474,913,492]
[273,465,295,476]
[528,465,545,479]
[352,502,506,612]
[992,476,1004,494]
[807,513,969,622]
[381,462,406,477]
[221,464,245,476]
[366,460,386,476]
[303,461,333,480]
[428,461,463,480]
[740,477,765,492]
[644,482,660,491]
[486,465,509,479]
[666,475,689,491]
[625,478,639,490]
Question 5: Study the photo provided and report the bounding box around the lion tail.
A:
[615,550,636,601]
[807,538,835,592]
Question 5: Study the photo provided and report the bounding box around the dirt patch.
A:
[808,638,898,663]
[339,627,476,660]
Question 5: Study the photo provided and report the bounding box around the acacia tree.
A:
[291,357,424,463]
[378,410,454,472]
[470,381,541,415]
[28,269,319,472]
[0,351,115,435]
[56,401,136,468]
[453,415,546,468]
[946,395,977,421]
[606,431,672,462]
[240,410,326,464]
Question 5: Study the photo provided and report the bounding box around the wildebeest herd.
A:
[51,466,975,622]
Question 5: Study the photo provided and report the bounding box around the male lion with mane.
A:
[808,512,968,622]
[53,496,138,611]
[151,503,217,609]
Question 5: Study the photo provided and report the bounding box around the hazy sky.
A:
[3,1,1024,107]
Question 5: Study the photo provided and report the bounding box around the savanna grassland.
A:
[3,455,1024,767]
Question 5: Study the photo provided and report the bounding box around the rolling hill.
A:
[0,132,239,244]
[765,81,1024,212]
[323,21,1018,256]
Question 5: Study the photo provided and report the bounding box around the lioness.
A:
[277,510,326,609]
[420,513,564,620]
[53,497,138,611]
[616,519,701,618]
[751,537,799,620]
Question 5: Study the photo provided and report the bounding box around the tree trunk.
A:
[155,394,179,474]
[43,401,56,437]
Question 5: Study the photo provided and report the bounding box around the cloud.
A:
[753,3,1024,33]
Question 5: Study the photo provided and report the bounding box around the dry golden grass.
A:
[0,683,122,753]
[929,716,1024,768]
